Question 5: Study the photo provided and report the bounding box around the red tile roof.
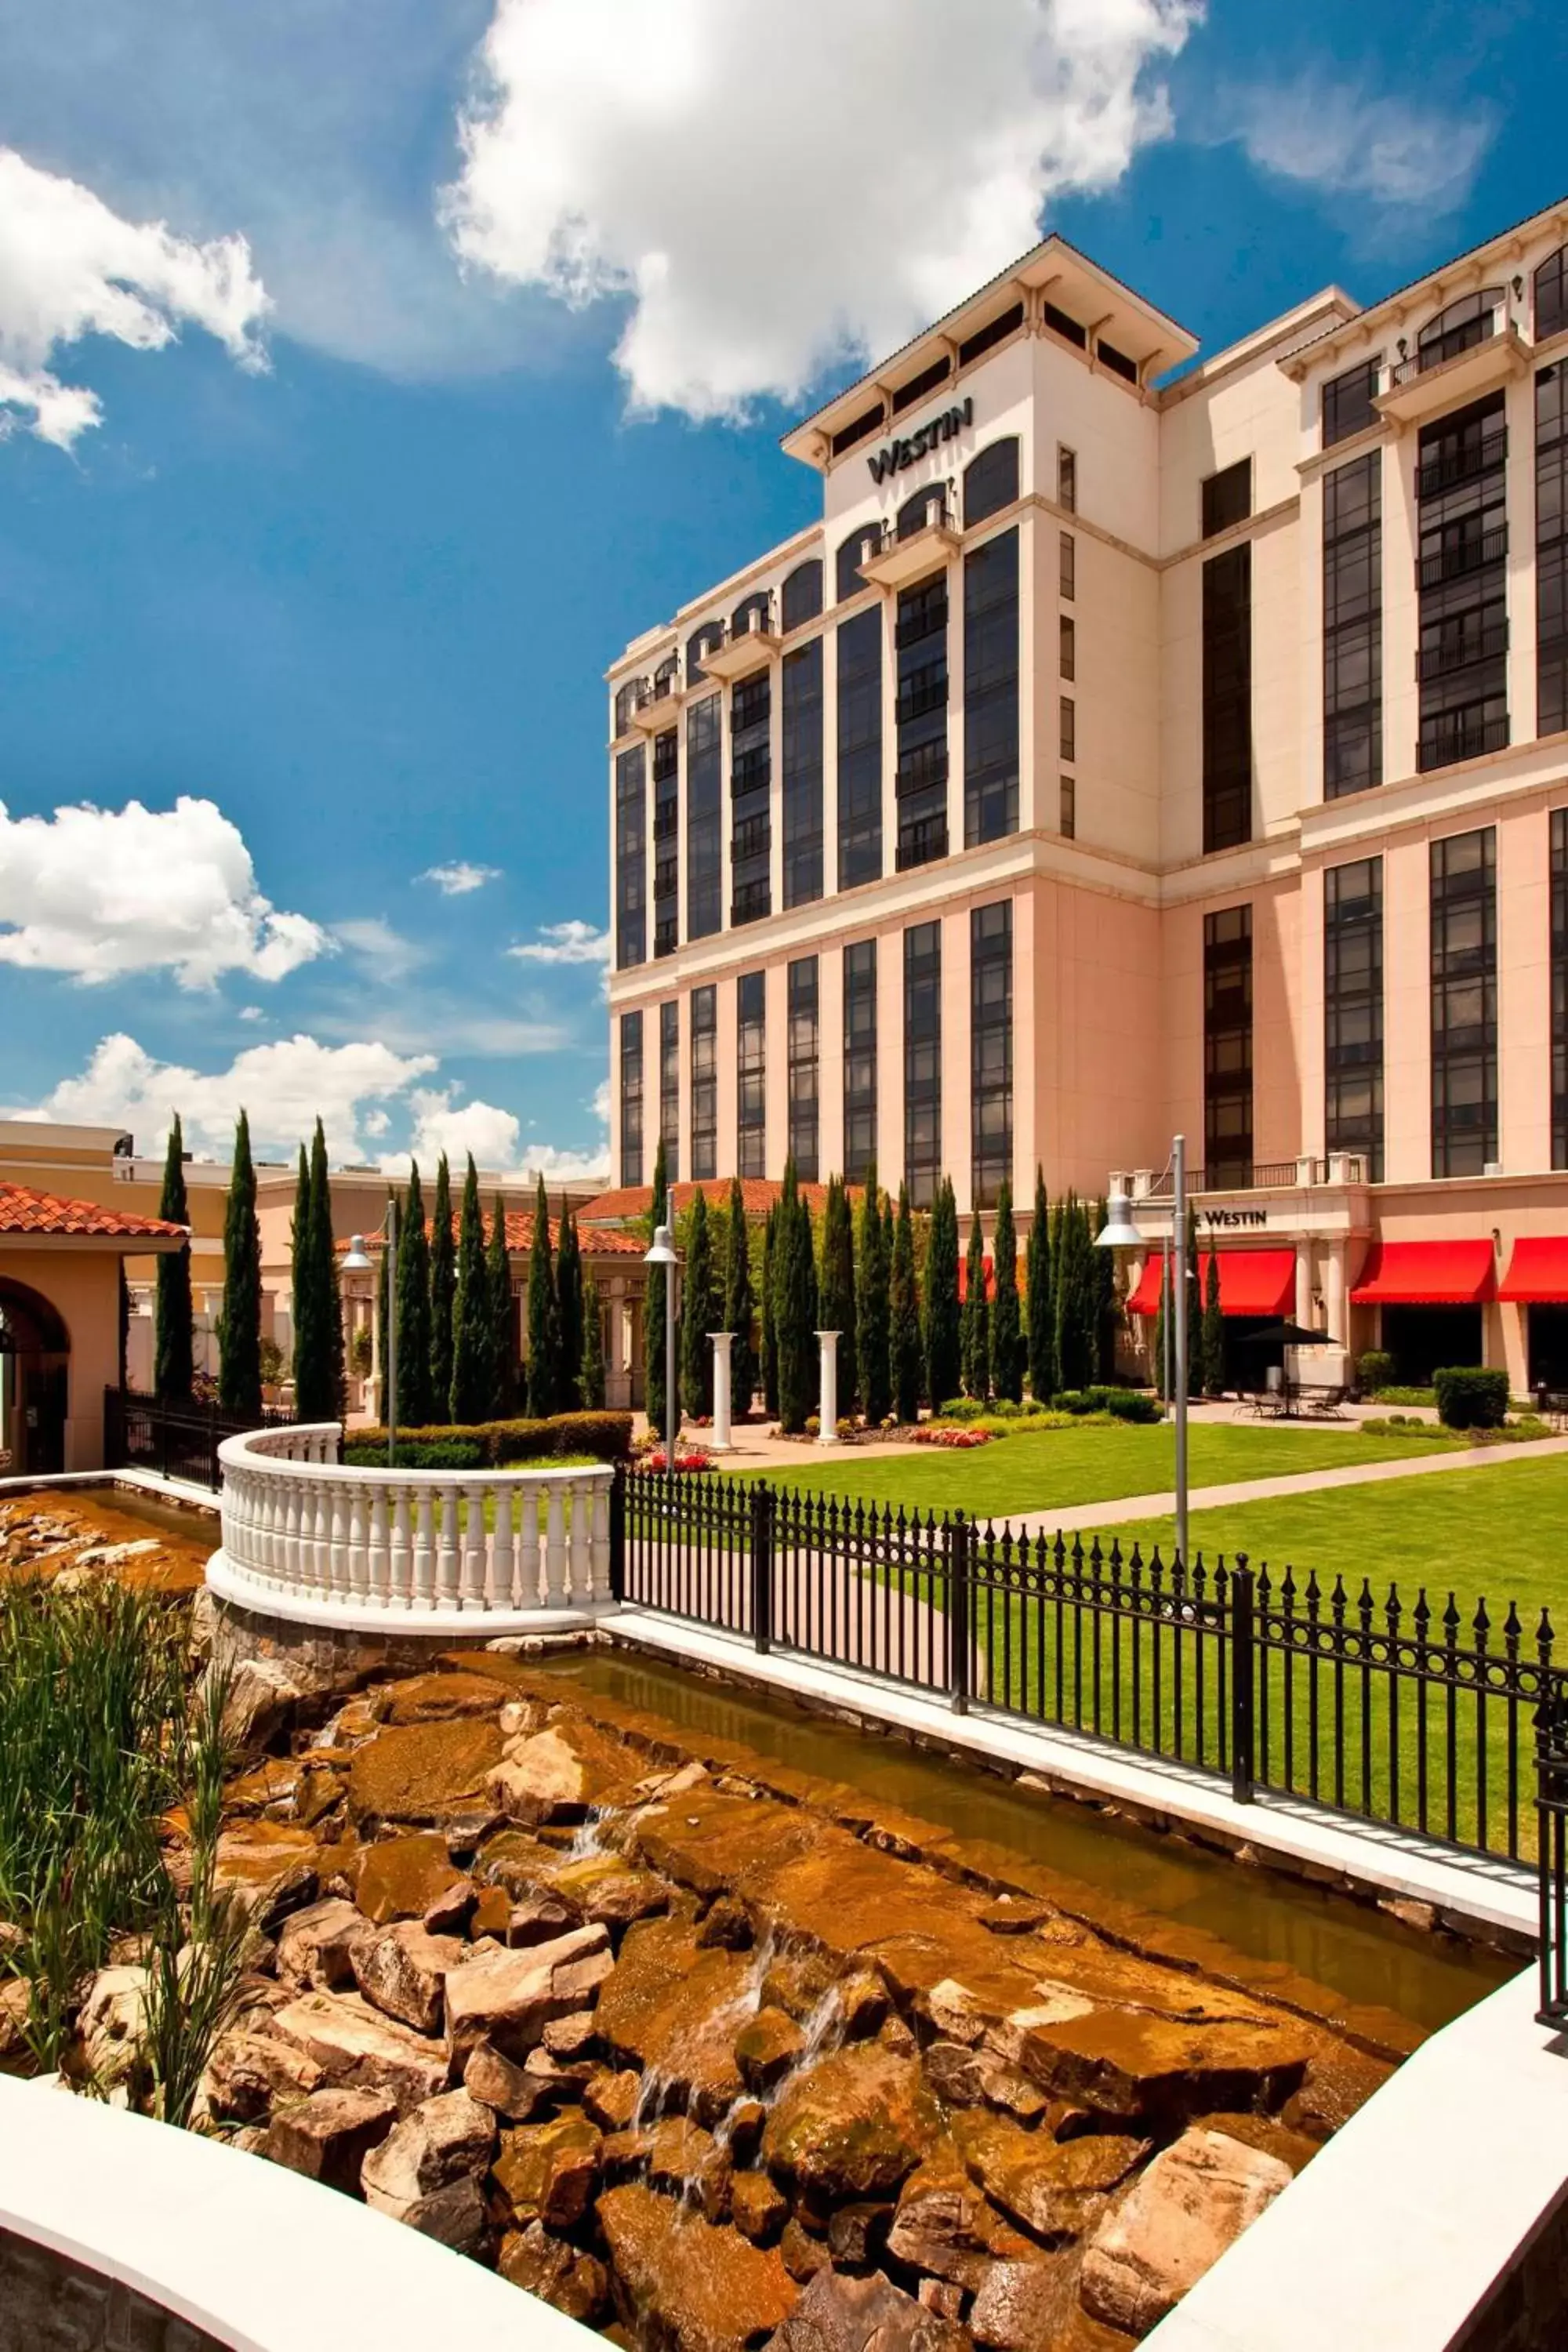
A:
[581,1177,850,1225]
[0,1182,188,1242]
[337,1211,645,1261]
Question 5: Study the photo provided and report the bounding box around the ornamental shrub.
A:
[1433,1366,1509,1430]
[1053,1385,1160,1424]
[1356,1349,1396,1398]
[349,1410,633,1465]
[344,1437,487,1469]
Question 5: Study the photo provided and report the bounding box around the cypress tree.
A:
[580,1273,606,1409]
[1054,1193,1094,1392]
[528,1173,561,1419]
[883,1191,897,1385]
[288,1142,318,1415]
[722,1175,756,1417]
[1093,1196,1120,1383]
[1201,1249,1225,1398]
[154,1115,194,1403]
[924,1178,962,1411]
[644,1138,669,1439]
[394,1165,434,1427]
[990,1179,1023,1404]
[1025,1167,1055,1405]
[428,1156,456,1421]
[218,1108,262,1416]
[818,1176,857,1413]
[298,1119,344,1421]
[855,1162,891,1427]
[488,1196,516,1417]
[680,1189,717,1418]
[961,1211,989,1400]
[890,1185,923,1424]
[773,1161,818,1436]
[557,1201,584,1412]
[759,1203,779,1419]
[450,1154,492,1424]
[314,1120,346,1418]
[376,1219,390,1420]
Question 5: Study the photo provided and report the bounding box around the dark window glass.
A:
[903,921,942,1210]
[619,1011,644,1189]
[1203,906,1252,1188]
[1417,393,1508,771]
[1060,775,1076,838]
[1539,366,1568,738]
[782,638,823,910]
[1098,339,1138,386]
[691,985,717,1183]
[1323,453,1382,800]
[844,940,877,1187]
[891,355,952,414]
[1537,246,1568,344]
[1323,360,1379,449]
[615,742,646,968]
[1554,811,1568,1169]
[613,681,639,738]
[971,901,1012,1210]
[1202,545,1251,851]
[1043,301,1087,350]
[659,998,680,1183]
[1202,459,1251,539]
[652,728,679,958]
[957,303,1023,367]
[1326,858,1384,1180]
[737,971,766,1179]
[1059,698,1076,763]
[685,695,722,942]
[837,606,882,890]
[963,437,1019,528]
[731,589,773,640]
[895,571,948,872]
[685,620,724,683]
[831,402,884,457]
[1057,447,1077,513]
[1417,288,1504,372]
[1059,615,1075,680]
[1430,829,1497,1177]
[836,524,883,603]
[782,560,824,633]
[964,526,1018,848]
[1059,532,1075,601]
[787,956,819,1181]
[730,670,771,927]
[897,483,948,539]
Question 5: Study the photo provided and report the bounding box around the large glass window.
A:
[1417,394,1508,771]
[1203,906,1253,1188]
[1539,365,1568,739]
[737,971,766,1179]
[971,902,1013,1210]
[1323,453,1382,800]
[691,985,717,1183]
[686,620,723,684]
[1323,358,1379,449]
[1202,546,1252,852]
[1325,858,1384,1181]
[652,728,679,958]
[1431,829,1497,1177]
[1554,812,1568,1170]
[659,999,680,1184]
[614,742,646,969]
[895,572,948,872]
[782,560,823,633]
[963,437,1019,528]
[787,957,820,1181]
[844,940,877,1187]
[837,607,882,891]
[836,524,882,603]
[1537,245,1568,344]
[730,670,771,927]
[685,694,722,942]
[619,1011,644,1189]
[1417,289,1504,372]
[1201,459,1251,539]
[964,528,1018,847]
[782,638,823,909]
[903,921,942,1210]
[1060,532,1076,600]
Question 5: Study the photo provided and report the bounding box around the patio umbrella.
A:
[1237,1320,1338,1348]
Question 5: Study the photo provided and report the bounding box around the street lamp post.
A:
[644,1223,678,1471]
[343,1186,398,1467]
[1096,1134,1190,1563]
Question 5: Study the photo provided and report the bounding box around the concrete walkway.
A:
[1005,1431,1568,1537]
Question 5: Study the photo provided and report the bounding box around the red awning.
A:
[1498,1237,1568,1303]
[1127,1250,1295,1319]
[1350,1240,1495,1307]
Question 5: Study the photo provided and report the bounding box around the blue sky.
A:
[0,0,1563,1177]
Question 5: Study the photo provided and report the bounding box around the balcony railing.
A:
[1137,1156,1367,1199]
[1388,307,1507,388]
[895,814,949,871]
[731,814,771,862]
[1416,616,1509,681]
[731,879,771,926]
[1418,711,1510,771]
[731,747,771,795]
[1417,523,1508,590]
[652,803,679,843]
[1417,438,1507,501]
[895,741,949,797]
[896,662,949,724]
[653,917,678,959]
[895,492,955,543]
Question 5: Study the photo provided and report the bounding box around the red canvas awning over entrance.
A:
[1350,1240,1495,1306]
[1127,1249,1295,1318]
[1497,1237,1568,1303]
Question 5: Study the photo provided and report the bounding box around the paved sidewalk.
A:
[1004,1431,1568,1537]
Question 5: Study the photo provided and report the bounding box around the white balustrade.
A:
[212,1423,619,1626]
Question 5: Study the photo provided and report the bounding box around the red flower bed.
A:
[644,1446,714,1473]
[910,1425,993,1449]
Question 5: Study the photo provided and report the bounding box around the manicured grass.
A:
[735,1420,1466,1520]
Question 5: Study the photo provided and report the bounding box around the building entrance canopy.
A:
[1127,1248,1295,1318]
[1497,1238,1568,1302]
[1350,1240,1496,1306]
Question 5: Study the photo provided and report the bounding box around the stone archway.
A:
[0,1276,71,1477]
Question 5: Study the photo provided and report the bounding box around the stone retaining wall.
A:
[0,2227,224,2352]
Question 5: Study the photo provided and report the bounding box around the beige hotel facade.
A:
[606,201,1568,1396]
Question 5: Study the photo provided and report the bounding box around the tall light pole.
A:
[1097,1134,1190,1563]
[343,1185,398,1466]
[644,1221,678,1470]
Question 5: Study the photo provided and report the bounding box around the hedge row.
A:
[344,1410,633,1470]
[1432,1367,1510,1431]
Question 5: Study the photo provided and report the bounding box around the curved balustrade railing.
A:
[212,1423,615,1623]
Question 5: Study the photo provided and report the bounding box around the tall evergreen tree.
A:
[428,1156,456,1421]
[890,1185,923,1424]
[855,1162,891,1426]
[450,1155,492,1424]
[818,1175,857,1413]
[217,1109,262,1415]
[579,1273,606,1410]
[961,1212,989,1400]
[1054,1193,1096,1392]
[644,1138,669,1440]
[924,1178,962,1411]
[1201,1250,1225,1398]
[313,1120,346,1419]
[288,1142,318,1415]
[556,1202,585,1412]
[722,1176,756,1417]
[882,1191,897,1381]
[990,1180,1023,1404]
[772,1161,818,1435]
[1025,1168,1055,1405]
[759,1203,779,1419]
[528,1174,562,1419]
[154,1115,194,1403]
[487,1196,516,1417]
[680,1188,717,1418]
[1093,1196,1120,1383]
[376,1220,390,1420]
[394,1165,434,1427]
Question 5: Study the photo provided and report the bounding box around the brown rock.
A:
[352,1922,466,2034]
[468,1886,513,1940]
[1281,2046,1394,2141]
[348,1716,505,1829]
[837,1970,889,2038]
[1079,2127,1292,2335]
[1192,2109,1319,2175]
[596,1915,754,2122]
[0,1976,29,2063]
[763,2046,941,2202]
[543,2008,598,2058]
[826,2202,891,2267]
[645,2117,732,2221]
[887,2141,1036,2289]
[696,1896,753,1950]
[499,2222,609,2323]
[770,2264,967,2352]
[463,2038,554,2121]
[953,2111,1149,2245]
[444,1924,612,2063]
[361,2086,495,2205]
[371,2172,488,2253]
[76,1965,147,2082]
[597,2183,797,2352]
[551,1852,670,1928]
[916,2281,964,2323]
[486,1718,641,1826]
[265,1991,449,2114]
[203,2028,325,2122]
[275,1897,372,1992]
[780,2220,828,2284]
[295,1763,347,1829]
[970,2259,1076,2352]
[352,1831,471,1926]
[263,2085,397,2192]
[994,2000,1314,2128]
[509,1890,580,1945]
[220,1657,303,1753]
[382,1671,514,1724]
[422,1875,477,1934]
[731,2170,787,2245]
[760,1950,837,2023]
[212,1824,322,1931]
[735,2005,806,2092]
[492,2109,604,2229]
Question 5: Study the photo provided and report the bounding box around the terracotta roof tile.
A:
[0,1182,188,1242]
[581,1177,849,1225]
[337,1211,645,1261]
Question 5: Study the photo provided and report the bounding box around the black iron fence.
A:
[103,1387,294,1493]
[1538,1696,1568,2025]
[615,1464,1567,1880]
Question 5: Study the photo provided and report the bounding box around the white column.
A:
[1324,1242,1348,1351]
[816,1330,841,1446]
[709,1332,734,1451]
[1295,1243,1314,1330]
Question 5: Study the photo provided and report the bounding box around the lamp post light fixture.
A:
[1096,1134,1191,1564]
[341,1187,399,1467]
[644,1221,679,1471]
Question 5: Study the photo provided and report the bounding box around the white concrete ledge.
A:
[1143,1967,1568,2350]
[208,1552,615,1639]
[0,2076,593,2352]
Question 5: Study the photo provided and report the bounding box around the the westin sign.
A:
[866,397,974,485]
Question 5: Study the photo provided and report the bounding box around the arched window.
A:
[686,620,724,681]
[731,589,772,640]
[1537,247,1568,343]
[964,437,1020,528]
[781,559,823,632]
[836,525,882,603]
[1417,288,1504,372]
[612,681,640,736]
[896,485,948,541]
[652,651,679,695]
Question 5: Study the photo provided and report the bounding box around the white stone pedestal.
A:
[816,1330,841,1445]
[708,1331,734,1451]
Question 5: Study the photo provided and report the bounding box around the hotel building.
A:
[605,201,1568,1395]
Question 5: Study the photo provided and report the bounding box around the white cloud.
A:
[9,1031,435,1163]
[507,919,612,967]
[378,1086,608,1184]
[1225,81,1495,213]
[0,146,269,448]
[0,796,326,989]
[332,916,428,983]
[418,861,502,896]
[442,0,1199,421]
